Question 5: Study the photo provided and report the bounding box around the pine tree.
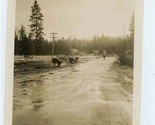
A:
[19,25,32,55]
[19,25,27,41]
[29,0,44,55]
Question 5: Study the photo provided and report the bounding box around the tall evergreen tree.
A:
[29,0,44,55]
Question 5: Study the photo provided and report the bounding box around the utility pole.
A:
[50,32,58,59]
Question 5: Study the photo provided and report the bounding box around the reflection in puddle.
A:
[32,98,44,111]
[72,69,79,72]
[22,89,32,96]
[19,82,29,88]
[21,79,36,83]
[19,79,36,88]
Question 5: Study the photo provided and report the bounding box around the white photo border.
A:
[3,0,144,125]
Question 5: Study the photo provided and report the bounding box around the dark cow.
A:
[66,56,79,64]
[67,57,75,64]
[52,58,63,67]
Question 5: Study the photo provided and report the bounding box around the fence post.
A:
[33,55,35,61]
[22,55,24,61]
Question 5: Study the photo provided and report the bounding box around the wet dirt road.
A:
[13,57,132,125]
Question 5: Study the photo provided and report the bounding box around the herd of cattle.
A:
[52,56,80,67]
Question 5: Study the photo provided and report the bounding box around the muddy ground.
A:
[13,56,133,125]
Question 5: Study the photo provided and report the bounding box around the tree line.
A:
[15,29,134,56]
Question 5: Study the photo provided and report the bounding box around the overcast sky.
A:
[16,0,134,39]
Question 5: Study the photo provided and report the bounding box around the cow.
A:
[74,57,79,63]
[66,56,79,64]
[67,57,74,64]
[52,58,63,67]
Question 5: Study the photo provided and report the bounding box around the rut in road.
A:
[13,57,132,125]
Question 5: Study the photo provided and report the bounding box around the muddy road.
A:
[13,57,133,125]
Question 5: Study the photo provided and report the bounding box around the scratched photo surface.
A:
[13,0,134,125]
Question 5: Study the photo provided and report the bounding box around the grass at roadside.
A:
[111,63,133,93]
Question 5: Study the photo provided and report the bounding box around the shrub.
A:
[118,54,133,67]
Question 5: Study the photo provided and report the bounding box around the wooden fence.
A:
[14,55,52,62]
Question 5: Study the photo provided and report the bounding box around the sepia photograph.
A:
[13,0,136,125]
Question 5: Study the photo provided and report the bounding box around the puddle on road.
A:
[20,79,36,83]
[72,69,79,72]
[14,73,50,113]
[32,98,44,111]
